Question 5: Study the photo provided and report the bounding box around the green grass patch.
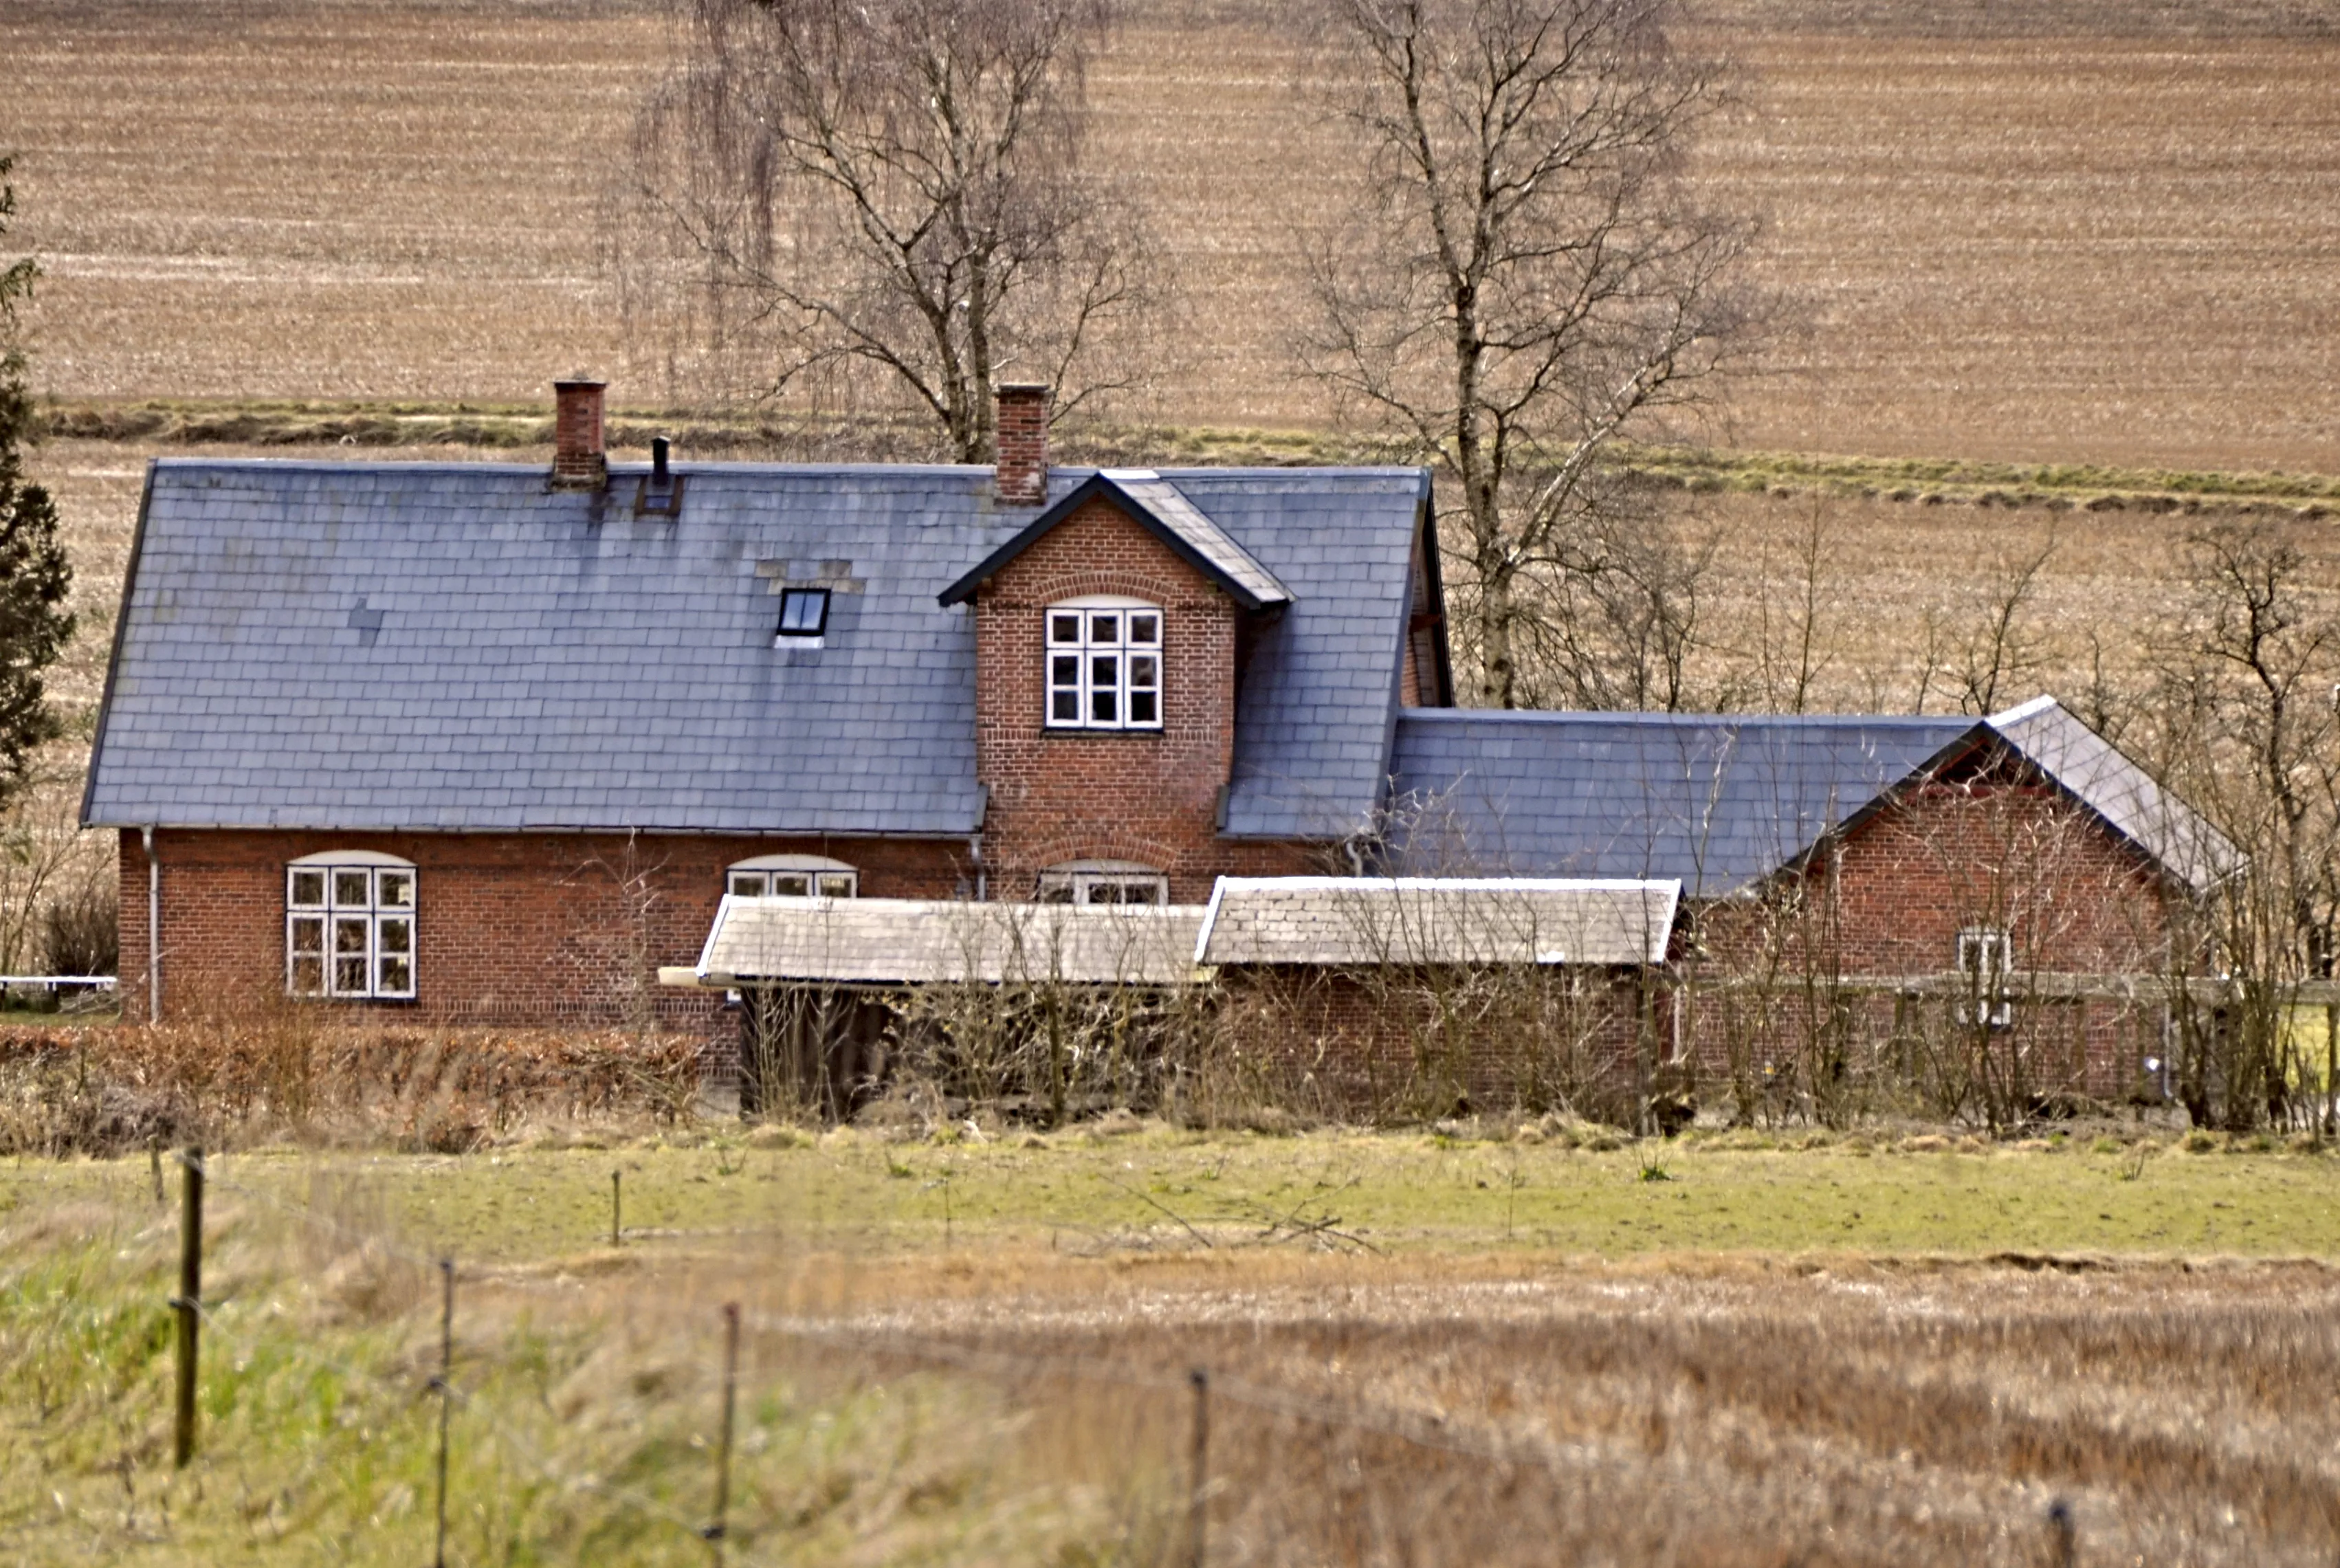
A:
[12,1128,2339,1263]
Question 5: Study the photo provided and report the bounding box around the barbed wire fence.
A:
[143,1148,2090,1567]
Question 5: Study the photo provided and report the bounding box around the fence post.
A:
[172,1145,203,1468]
[705,1302,741,1565]
[150,1138,164,1204]
[433,1259,454,1568]
[611,1169,622,1248]
[2046,1498,2074,1568]
[1187,1367,1211,1568]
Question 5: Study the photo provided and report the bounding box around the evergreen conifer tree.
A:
[0,155,73,806]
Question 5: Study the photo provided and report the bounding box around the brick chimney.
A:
[551,378,607,490]
[994,383,1050,506]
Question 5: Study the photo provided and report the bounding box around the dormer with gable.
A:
[942,458,1301,901]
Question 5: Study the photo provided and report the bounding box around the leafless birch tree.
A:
[623,0,1153,457]
[1303,0,1755,708]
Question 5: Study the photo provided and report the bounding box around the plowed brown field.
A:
[3,0,2337,470]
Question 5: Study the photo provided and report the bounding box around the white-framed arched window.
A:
[725,853,857,900]
[1046,595,1162,730]
[286,850,416,1000]
[1037,859,1169,906]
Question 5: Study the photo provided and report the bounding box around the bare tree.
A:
[622,0,1153,456]
[2137,521,2340,1127]
[1303,0,1754,708]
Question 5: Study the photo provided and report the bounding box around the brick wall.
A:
[1684,751,2179,1100]
[972,496,1319,900]
[119,828,964,1030]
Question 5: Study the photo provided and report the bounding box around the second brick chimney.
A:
[551,378,607,490]
[994,383,1050,506]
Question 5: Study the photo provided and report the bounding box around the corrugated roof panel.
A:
[693,896,1204,985]
[1197,876,1678,966]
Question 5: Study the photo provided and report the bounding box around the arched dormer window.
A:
[1037,859,1169,906]
[286,850,416,1000]
[726,853,857,900]
[1046,596,1162,731]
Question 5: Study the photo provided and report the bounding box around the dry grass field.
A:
[2,0,2337,470]
[11,1134,2340,1565]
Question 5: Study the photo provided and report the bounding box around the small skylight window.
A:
[776,588,830,641]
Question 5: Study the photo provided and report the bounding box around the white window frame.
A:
[1045,595,1162,731]
[286,850,416,1001]
[1955,925,2014,1029]
[1037,861,1170,906]
[725,853,857,901]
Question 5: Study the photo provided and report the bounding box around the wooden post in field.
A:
[611,1169,622,1247]
[1187,1368,1210,1568]
[172,1145,203,1468]
[432,1259,454,1568]
[2046,1499,2074,1568]
[2324,1003,2336,1139]
[705,1302,741,1565]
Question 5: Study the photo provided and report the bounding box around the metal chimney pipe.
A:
[652,436,670,483]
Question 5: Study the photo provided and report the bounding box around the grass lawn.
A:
[8,1124,2337,1266]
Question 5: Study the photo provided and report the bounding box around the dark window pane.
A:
[1129,613,1159,644]
[333,916,369,956]
[1092,687,1117,722]
[1052,690,1079,722]
[377,871,414,908]
[334,956,368,993]
[379,955,412,994]
[817,874,854,898]
[778,588,828,636]
[1091,654,1118,687]
[290,870,326,907]
[1129,690,1157,725]
[378,918,412,955]
[1052,654,1079,685]
[1090,612,1119,643]
[1129,655,1157,687]
[729,873,766,897]
[291,955,324,995]
[1121,881,1160,905]
[1050,613,1081,643]
[333,870,371,908]
[773,873,813,897]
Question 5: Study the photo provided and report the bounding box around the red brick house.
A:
[83,380,2226,1112]
[85,382,1446,1028]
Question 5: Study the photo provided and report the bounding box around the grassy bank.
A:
[35,397,2340,517]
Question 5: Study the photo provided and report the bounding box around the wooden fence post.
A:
[1188,1368,1211,1568]
[433,1259,454,1568]
[172,1145,203,1468]
[705,1302,740,1564]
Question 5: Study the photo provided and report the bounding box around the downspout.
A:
[969,834,986,903]
[142,825,159,1024]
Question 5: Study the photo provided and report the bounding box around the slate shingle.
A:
[86,460,1428,839]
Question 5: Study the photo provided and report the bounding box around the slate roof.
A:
[682,896,1204,986]
[1984,696,2240,894]
[84,460,1427,837]
[940,469,1292,611]
[1384,698,2229,897]
[1195,876,1679,967]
